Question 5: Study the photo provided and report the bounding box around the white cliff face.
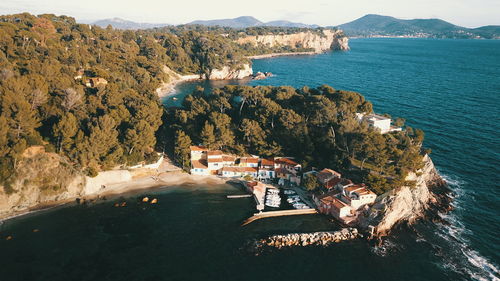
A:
[236,29,349,52]
[83,170,132,195]
[331,36,350,51]
[206,63,253,80]
[370,155,443,236]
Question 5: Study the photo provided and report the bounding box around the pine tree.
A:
[174,130,192,171]
[200,121,216,149]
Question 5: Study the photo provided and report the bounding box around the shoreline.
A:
[156,51,322,99]
[247,51,320,60]
[0,171,228,223]
[156,51,326,98]
[156,74,201,98]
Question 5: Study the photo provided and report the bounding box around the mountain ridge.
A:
[336,14,500,39]
[91,16,320,29]
[89,15,499,39]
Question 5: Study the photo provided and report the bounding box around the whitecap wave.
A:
[371,238,401,257]
[432,172,500,281]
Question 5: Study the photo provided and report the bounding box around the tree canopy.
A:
[163,84,425,193]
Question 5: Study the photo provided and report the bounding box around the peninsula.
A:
[0,13,449,239]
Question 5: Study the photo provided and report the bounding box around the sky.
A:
[0,0,498,28]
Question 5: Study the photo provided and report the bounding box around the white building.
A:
[190,160,209,175]
[341,185,377,210]
[257,168,276,181]
[190,146,207,161]
[357,113,402,134]
[274,157,301,173]
[238,157,259,167]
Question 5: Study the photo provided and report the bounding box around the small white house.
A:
[238,157,259,167]
[257,168,275,181]
[190,160,209,175]
[341,185,377,210]
[190,146,207,161]
[357,113,402,134]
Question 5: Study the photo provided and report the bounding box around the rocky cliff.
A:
[206,63,253,80]
[236,29,350,52]
[0,147,157,220]
[364,155,449,237]
[0,147,85,219]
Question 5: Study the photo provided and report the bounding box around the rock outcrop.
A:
[236,29,350,52]
[364,154,449,237]
[206,64,253,80]
[156,64,254,97]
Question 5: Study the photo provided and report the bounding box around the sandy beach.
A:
[156,66,201,98]
[0,171,229,222]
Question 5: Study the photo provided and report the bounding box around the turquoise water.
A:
[1,39,499,280]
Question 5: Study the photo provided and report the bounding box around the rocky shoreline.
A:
[365,155,454,240]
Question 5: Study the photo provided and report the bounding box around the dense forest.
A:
[163,85,426,194]
[0,12,421,195]
[0,13,344,191]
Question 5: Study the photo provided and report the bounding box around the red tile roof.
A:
[190,146,207,151]
[317,168,342,183]
[320,196,349,210]
[325,177,342,189]
[207,157,223,163]
[275,167,293,175]
[207,150,223,156]
[260,158,275,166]
[222,155,236,162]
[344,184,366,193]
[221,167,258,173]
[275,157,299,166]
[191,160,208,169]
[239,157,259,163]
[353,187,376,196]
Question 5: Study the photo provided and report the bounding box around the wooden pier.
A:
[241,208,318,226]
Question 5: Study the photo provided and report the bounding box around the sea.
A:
[1,38,499,281]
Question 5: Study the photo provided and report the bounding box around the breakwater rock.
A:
[257,228,359,249]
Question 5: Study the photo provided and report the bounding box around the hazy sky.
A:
[0,0,498,28]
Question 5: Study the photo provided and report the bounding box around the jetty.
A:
[242,208,317,226]
[256,228,359,248]
[226,194,252,199]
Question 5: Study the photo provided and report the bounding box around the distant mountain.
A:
[471,25,500,39]
[263,20,319,28]
[188,16,319,28]
[188,16,263,28]
[92,18,170,30]
[337,14,500,39]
